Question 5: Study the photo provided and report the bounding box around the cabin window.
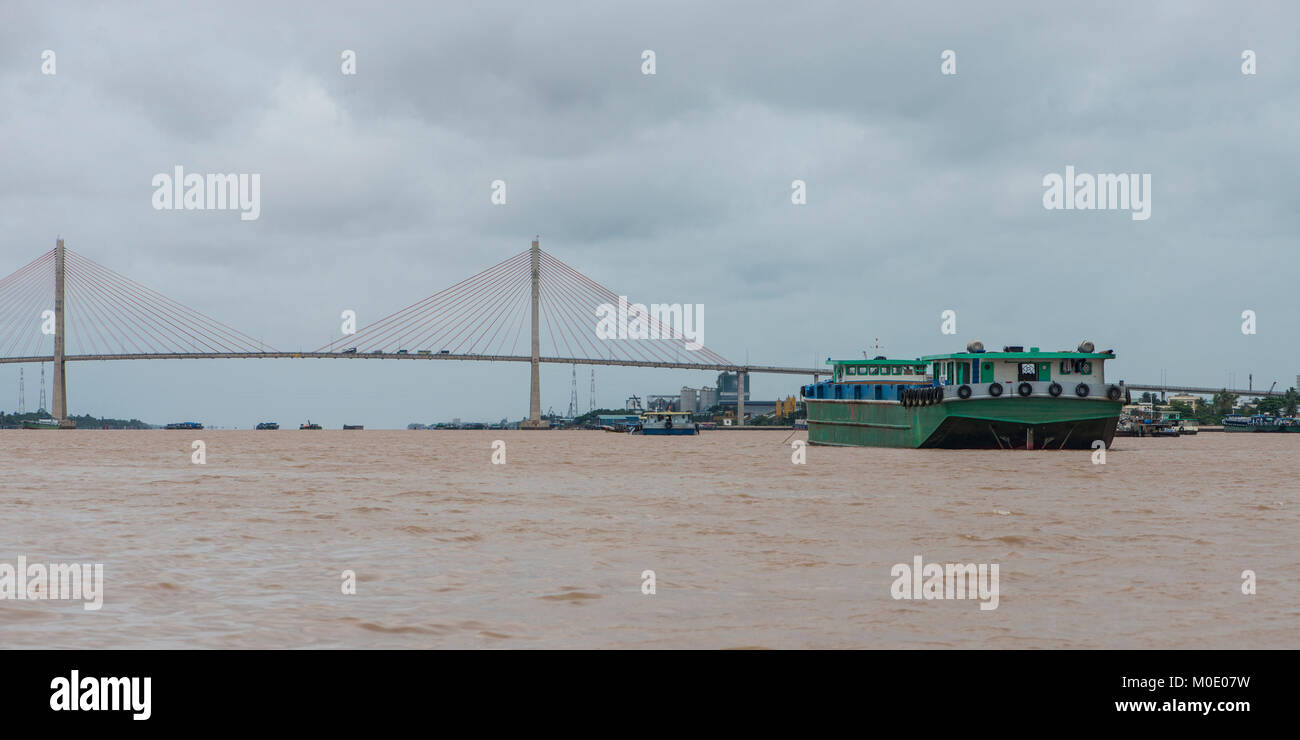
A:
[1080,361,1093,375]
[892,366,902,375]
[1017,362,1038,381]
[867,366,878,375]
[1060,360,1072,374]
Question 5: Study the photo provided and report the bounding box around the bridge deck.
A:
[2,353,1283,393]
[0,352,824,375]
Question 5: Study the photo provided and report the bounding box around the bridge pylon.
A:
[520,237,548,429]
[52,238,72,426]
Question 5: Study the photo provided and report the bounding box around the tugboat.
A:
[1132,408,1182,437]
[299,421,323,430]
[1173,414,1198,435]
[803,341,1124,449]
[255,422,279,430]
[639,411,699,435]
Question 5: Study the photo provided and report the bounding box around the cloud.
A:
[1,1,1297,425]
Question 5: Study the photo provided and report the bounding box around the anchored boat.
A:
[21,418,61,430]
[1223,415,1288,432]
[803,341,1125,449]
[255,422,279,430]
[638,411,699,436]
[299,421,322,430]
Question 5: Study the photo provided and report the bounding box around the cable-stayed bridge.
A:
[0,238,821,427]
[3,238,1285,428]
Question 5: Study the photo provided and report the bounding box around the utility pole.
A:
[567,364,578,418]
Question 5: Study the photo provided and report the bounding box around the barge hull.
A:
[806,397,1121,449]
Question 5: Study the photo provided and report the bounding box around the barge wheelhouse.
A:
[802,342,1125,450]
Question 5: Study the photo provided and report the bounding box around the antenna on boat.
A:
[863,337,883,358]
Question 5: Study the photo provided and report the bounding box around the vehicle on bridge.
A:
[342,347,357,354]
[802,341,1124,450]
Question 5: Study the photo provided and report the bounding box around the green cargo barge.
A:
[802,342,1125,450]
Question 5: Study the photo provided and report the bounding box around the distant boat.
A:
[342,424,363,430]
[1223,415,1289,433]
[255,422,279,430]
[639,411,699,436]
[299,421,322,430]
[22,418,60,430]
[164,422,203,430]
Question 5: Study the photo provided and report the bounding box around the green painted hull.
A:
[807,397,1121,449]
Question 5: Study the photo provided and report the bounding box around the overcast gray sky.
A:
[2,1,1297,427]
